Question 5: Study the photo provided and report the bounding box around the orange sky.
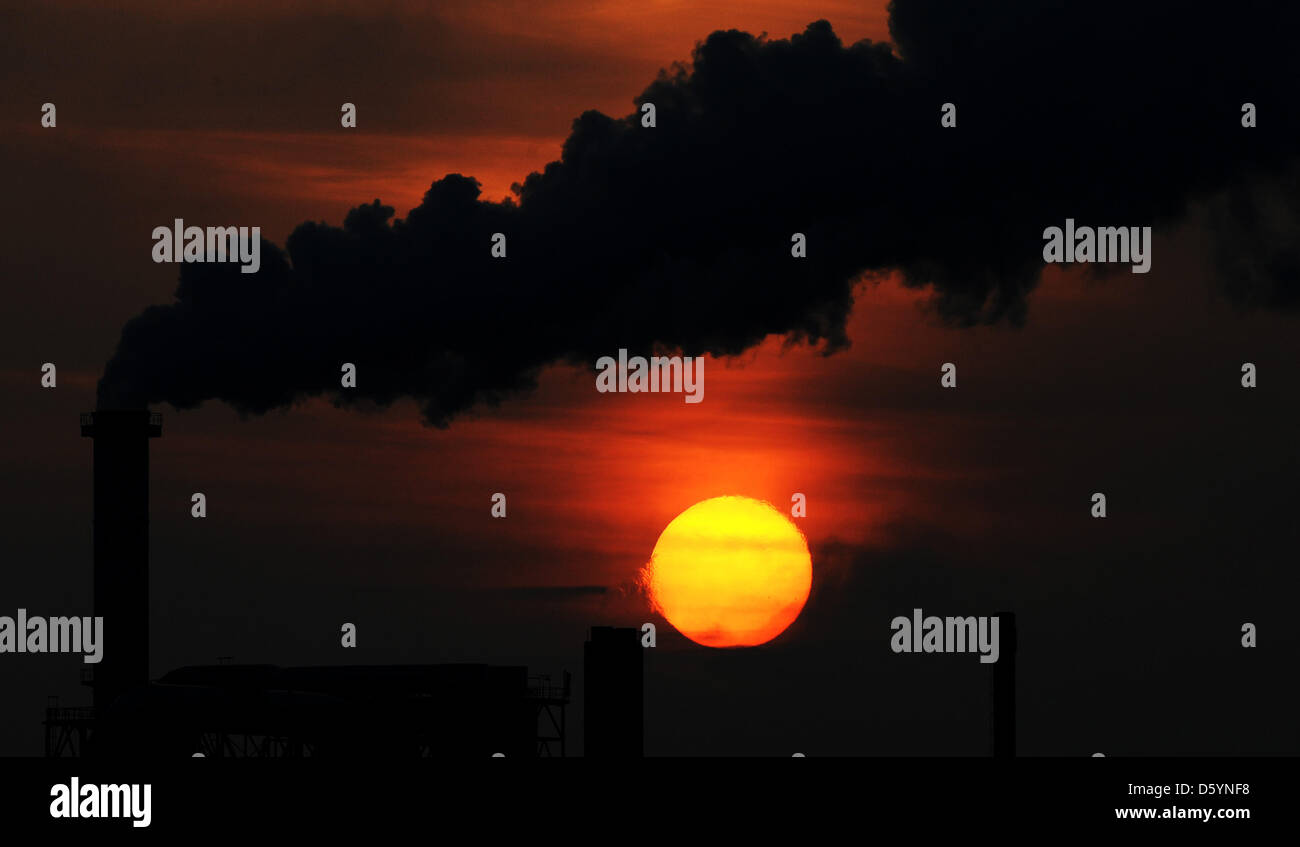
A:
[5,0,1300,763]
[2,2,890,206]
[2,1,895,598]
[5,0,1288,624]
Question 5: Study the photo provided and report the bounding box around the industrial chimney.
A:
[80,410,161,714]
[583,626,643,757]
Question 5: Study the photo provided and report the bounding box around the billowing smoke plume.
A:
[98,0,1300,423]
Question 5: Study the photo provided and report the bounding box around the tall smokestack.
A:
[80,410,161,714]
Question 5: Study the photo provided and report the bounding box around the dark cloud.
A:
[491,585,609,599]
[1207,162,1300,312]
[99,2,1300,421]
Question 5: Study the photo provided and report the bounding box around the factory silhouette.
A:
[45,410,643,758]
[45,409,1013,757]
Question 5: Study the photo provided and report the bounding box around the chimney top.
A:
[81,410,162,438]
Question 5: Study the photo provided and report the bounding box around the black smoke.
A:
[98,1,1300,422]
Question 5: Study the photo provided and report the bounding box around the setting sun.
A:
[644,496,813,647]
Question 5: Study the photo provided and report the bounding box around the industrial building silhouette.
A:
[46,408,1013,757]
[45,410,642,758]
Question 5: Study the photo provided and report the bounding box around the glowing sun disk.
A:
[645,496,812,647]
